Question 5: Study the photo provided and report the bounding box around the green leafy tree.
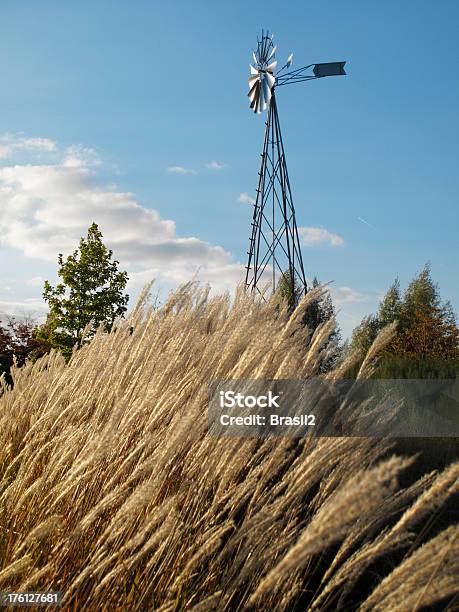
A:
[38,223,129,358]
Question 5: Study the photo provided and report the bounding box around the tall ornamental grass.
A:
[0,283,457,610]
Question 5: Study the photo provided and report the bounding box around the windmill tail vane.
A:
[244,30,346,301]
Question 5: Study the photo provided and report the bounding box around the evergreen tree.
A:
[38,223,129,359]
[349,314,380,357]
[276,269,302,313]
[378,278,402,327]
[276,273,342,372]
[402,263,440,319]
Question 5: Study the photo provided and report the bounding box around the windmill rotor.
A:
[248,30,278,113]
[247,32,346,108]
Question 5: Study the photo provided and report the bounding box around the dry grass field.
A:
[0,283,458,610]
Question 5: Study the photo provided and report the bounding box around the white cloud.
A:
[63,145,100,169]
[0,145,11,159]
[206,161,227,170]
[0,145,244,296]
[127,262,244,296]
[0,133,57,159]
[0,297,47,318]
[166,165,196,175]
[238,192,255,205]
[330,286,368,305]
[298,226,344,247]
[26,276,45,287]
[19,137,57,152]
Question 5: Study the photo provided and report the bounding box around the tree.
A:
[351,280,402,357]
[0,322,12,384]
[276,269,302,313]
[392,265,458,360]
[378,278,402,327]
[350,313,380,357]
[276,273,342,372]
[38,223,129,358]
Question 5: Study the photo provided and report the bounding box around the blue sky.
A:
[1,0,458,337]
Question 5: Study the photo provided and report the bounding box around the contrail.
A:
[358,216,374,229]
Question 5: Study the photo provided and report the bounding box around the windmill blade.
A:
[257,87,265,113]
[250,81,261,109]
[249,86,258,110]
[266,80,272,101]
[268,44,277,60]
[248,81,259,103]
[262,76,271,106]
[265,71,275,88]
[250,64,258,75]
[267,60,277,73]
[255,93,262,114]
[253,52,258,65]
[286,53,293,67]
[261,34,269,61]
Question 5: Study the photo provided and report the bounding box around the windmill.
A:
[245,30,346,301]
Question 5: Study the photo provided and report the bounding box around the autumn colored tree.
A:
[392,266,458,360]
[0,322,12,383]
[0,316,50,386]
[38,223,129,359]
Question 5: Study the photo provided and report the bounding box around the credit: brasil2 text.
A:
[220,414,316,426]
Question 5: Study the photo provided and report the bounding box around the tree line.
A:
[276,263,458,377]
[1,223,458,384]
[349,264,459,377]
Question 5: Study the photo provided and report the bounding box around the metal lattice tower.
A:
[245,30,346,299]
[245,93,307,299]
